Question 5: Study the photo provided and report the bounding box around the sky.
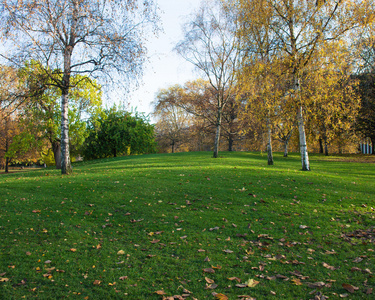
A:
[125,0,203,118]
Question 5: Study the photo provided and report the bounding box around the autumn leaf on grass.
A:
[32,210,41,213]
[93,280,101,285]
[322,262,336,270]
[205,283,218,290]
[236,279,259,288]
[213,293,228,300]
[223,249,233,254]
[205,277,215,284]
[70,248,77,252]
[119,276,128,280]
[150,239,160,244]
[0,278,9,282]
[117,250,125,255]
[155,290,166,295]
[307,282,325,289]
[291,278,303,286]
[342,283,359,293]
[228,277,241,283]
[203,268,215,274]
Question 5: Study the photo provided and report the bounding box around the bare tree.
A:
[0,0,160,174]
[175,0,240,158]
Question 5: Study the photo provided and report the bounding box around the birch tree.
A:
[175,0,240,158]
[235,0,374,170]
[0,0,159,174]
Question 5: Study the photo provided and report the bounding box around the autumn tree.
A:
[153,86,192,153]
[303,42,360,156]
[234,0,374,170]
[354,23,375,154]
[175,0,240,158]
[0,0,160,174]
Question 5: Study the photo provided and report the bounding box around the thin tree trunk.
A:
[266,116,273,165]
[324,138,329,156]
[213,109,222,158]
[297,106,310,171]
[283,140,289,157]
[4,118,9,173]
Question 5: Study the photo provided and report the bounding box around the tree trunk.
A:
[61,92,72,174]
[5,118,9,173]
[319,138,324,154]
[171,140,175,153]
[61,43,74,175]
[213,109,222,158]
[283,140,289,157]
[324,138,329,156]
[52,141,62,169]
[266,116,273,165]
[297,106,310,171]
[228,135,234,152]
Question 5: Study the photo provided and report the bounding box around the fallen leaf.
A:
[205,277,215,284]
[117,250,125,255]
[206,283,218,289]
[212,265,222,270]
[93,280,101,285]
[352,257,363,263]
[366,288,373,294]
[247,279,259,287]
[322,262,336,270]
[150,239,160,244]
[26,251,32,256]
[307,282,325,289]
[0,278,9,282]
[339,293,349,298]
[223,249,233,254]
[214,293,228,300]
[155,290,166,295]
[203,268,215,274]
[32,210,41,213]
[342,283,358,293]
[228,277,241,283]
[292,278,303,286]
[70,248,77,252]
[119,276,128,280]
[198,249,205,253]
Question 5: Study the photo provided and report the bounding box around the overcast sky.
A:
[125,0,203,118]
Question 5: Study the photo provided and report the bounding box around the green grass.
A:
[0,151,374,299]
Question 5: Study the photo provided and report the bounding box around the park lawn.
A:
[0,151,374,299]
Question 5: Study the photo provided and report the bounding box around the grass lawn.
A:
[0,151,374,299]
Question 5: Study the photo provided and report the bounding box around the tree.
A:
[0,0,160,174]
[304,42,360,156]
[153,86,192,153]
[175,0,240,158]
[234,0,374,170]
[83,108,156,160]
[16,63,103,167]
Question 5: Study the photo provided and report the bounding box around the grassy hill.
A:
[0,152,374,299]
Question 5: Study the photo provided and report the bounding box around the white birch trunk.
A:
[61,93,72,174]
[297,105,310,171]
[213,109,222,158]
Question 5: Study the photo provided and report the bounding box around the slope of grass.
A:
[0,152,374,299]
